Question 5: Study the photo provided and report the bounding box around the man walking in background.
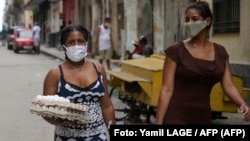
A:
[1,23,8,46]
[95,17,113,70]
[32,22,41,54]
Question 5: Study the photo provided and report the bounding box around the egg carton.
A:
[31,100,89,112]
[31,95,90,112]
[30,103,91,123]
[30,95,91,123]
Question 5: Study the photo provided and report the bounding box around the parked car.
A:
[7,30,15,50]
[13,28,35,53]
[7,26,23,50]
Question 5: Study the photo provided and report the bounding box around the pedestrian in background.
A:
[42,23,115,141]
[32,22,41,54]
[1,23,8,46]
[28,23,32,29]
[60,20,66,31]
[95,17,113,70]
[127,37,145,59]
[156,1,250,124]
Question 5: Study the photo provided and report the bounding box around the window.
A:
[213,0,240,33]
[19,30,33,38]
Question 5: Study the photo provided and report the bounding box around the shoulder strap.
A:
[58,65,64,78]
[92,62,101,73]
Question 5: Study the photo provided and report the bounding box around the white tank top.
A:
[98,24,111,50]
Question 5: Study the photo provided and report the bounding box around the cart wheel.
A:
[109,86,129,121]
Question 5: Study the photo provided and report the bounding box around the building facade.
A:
[3,0,250,88]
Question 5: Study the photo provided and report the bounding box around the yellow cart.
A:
[107,54,246,123]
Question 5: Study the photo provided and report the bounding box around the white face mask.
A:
[63,45,88,62]
[184,19,207,38]
[104,22,110,27]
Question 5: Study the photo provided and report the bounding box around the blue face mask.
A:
[63,45,88,62]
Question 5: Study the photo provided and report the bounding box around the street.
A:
[0,42,250,140]
[0,45,59,140]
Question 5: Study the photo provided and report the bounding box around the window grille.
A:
[213,0,240,33]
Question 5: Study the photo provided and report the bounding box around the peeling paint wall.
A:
[164,0,191,51]
[153,0,165,53]
[91,0,102,51]
[240,0,250,62]
[23,0,33,28]
[75,0,250,87]
[124,0,138,53]
[136,0,153,46]
[50,1,61,33]
[124,0,153,53]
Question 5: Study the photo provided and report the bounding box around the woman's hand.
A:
[239,105,250,121]
[44,116,73,126]
[55,118,76,126]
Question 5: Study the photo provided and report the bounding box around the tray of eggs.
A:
[30,95,90,123]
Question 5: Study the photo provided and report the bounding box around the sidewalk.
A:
[40,45,121,72]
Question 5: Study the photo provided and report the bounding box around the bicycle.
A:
[109,85,156,123]
[109,86,130,121]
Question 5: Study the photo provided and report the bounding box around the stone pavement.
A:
[40,45,250,125]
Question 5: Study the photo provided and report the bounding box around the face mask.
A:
[63,45,88,62]
[104,22,110,27]
[184,19,207,38]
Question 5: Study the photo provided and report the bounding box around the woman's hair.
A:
[185,1,213,28]
[59,23,89,45]
[104,17,111,22]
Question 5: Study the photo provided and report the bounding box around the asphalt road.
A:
[0,45,60,140]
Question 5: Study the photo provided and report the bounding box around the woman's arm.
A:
[43,67,59,96]
[155,57,177,124]
[99,63,116,127]
[221,60,250,121]
[42,67,61,125]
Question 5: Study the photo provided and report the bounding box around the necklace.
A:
[67,60,86,71]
